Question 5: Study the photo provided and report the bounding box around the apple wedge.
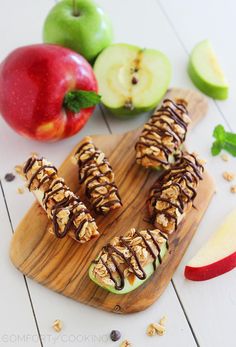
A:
[94,43,172,117]
[89,243,168,294]
[188,40,229,100]
[89,228,169,294]
[185,209,236,281]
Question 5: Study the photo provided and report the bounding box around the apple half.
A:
[188,39,229,100]
[185,209,236,281]
[89,242,168,294]
[94,43,172,117]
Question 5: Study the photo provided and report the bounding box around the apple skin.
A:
[188,40,229,100]
[43,0,113,63]
[185,208,236,281]
[0,44,98,141]
[188,60,228,100]
[185,253,236,281]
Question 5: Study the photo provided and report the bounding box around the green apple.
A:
[94,43,172,117]
[188,39,229,100]
[43,0,113,63]
[89,241,168,294]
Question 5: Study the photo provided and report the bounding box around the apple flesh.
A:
[188,40,229,100]
[89,242,168,294]
[0,44,98,141]
[43,0,113,63]
[94,43,172,117]
[185,209,236,281]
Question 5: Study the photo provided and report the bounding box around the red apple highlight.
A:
[0,44,99,141]
[185,209,236,281]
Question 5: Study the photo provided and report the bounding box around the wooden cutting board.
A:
[10,88,215,314]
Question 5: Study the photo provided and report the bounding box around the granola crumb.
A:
[17,187,24,194]
[15,165,23,175]
[230,185,236,193]
[223,171,235,182]
[159,315,167,326]
[70,156,77,165]
[221,153,229,162]
[146,320,166,337]
[52,319,62,333]
[31,151,39,157]
[152,322,166,336]
[146,324,156,336]
[120,340,131,347]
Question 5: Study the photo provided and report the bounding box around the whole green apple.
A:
[43,0,113,63]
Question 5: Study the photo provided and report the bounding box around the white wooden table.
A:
[0,1,236,346]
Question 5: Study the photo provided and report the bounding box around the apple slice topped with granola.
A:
[89,228,168,294]
[74,136,122,214]
[147,152,204,233]
[21,155,99,243]
[135,99,190,170]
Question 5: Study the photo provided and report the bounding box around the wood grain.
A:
[9,88,215,314]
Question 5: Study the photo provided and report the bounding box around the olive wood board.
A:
[10,88,215,314]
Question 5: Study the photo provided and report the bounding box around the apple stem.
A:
[72,0,80,16]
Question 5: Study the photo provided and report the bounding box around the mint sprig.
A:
[64,90,101,113]
[211,124,236,156]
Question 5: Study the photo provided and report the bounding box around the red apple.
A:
[185,209,236,281]
[0,44,99,141]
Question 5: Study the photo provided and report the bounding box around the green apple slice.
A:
[188,40,229,100]
[94,43,172,117]
[89,241,168,294]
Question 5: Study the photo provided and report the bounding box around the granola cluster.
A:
[92,228,168,290]
[146,322,166,336]
[135,99,191,169]
[148,152,204,233]
[23,156,98,243]
[74,136,122,214]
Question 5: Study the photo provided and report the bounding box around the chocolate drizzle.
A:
[136,99,190,167]
[52,201,92,240]
[23,157,57,190]
[148,152,204,233]
[93,229,168,290]
[23,156,98,241]
[75,137,122,214]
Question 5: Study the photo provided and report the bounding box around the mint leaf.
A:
[213,124,226,142]
[223,143,236,157]
[225,131,236,146]
[64,90,101,113]
[211,124,236,157]
[211,140,222,156]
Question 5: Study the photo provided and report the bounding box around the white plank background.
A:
[0,1,235,346]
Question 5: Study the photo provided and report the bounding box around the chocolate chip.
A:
[4,173,15,182]
[110,330,121,342]
[131,76,138,85]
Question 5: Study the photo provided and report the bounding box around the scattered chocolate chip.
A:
[4,173,15,182]
[131,76,138,85]
[110,330,121,342]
